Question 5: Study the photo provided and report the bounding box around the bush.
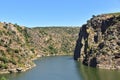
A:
[3,44,8,48]
[0,50,5,56]
[0,63,8,69]
[0,39,4,46]
[14,24,22,32]
[9,58,17,65]
[48,45,57,54]
[8,39,12,45]
[14,49,19,53]
[6,47,13,54]
[23,28,30,43]
[31,48,35,53]
[0,57,9,63]
[0,76,8,80]
[0,30,3,36]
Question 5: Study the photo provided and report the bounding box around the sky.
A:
[0,0,120,27]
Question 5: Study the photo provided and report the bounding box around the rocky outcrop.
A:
[74,13,120,69]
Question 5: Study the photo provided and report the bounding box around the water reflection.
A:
[76,62,120,80]
[1,56,120,80]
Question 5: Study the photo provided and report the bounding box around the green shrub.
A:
[0,41,1,46]
[3,44,8,48]
[14,24,22,32]
[8,39,12,45]
[6,47,13,54]
[0,57,9,63]
[31,48,35,53]
[0,76,8,80]
[0,63,8,69]
[7,31,12,35]
[0,50,5,56]
[23,28,30,43]
[0,39,4,46]
[14,49,19,53]
[0,30,3,36]
[48,45,57,54]
[39,30,47,35]
[9,58,17,65]
[11,31,16,34]
[2,31,7,35]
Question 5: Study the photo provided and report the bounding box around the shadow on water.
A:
[76,61,120,80]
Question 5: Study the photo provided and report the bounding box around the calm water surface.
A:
[0,56,120,80]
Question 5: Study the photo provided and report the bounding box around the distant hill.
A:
[27,27,79,56]
[0,22,79,74]
[74,12,120,69]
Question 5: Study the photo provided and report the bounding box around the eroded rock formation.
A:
[74,13,120,69]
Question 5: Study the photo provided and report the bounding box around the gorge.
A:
[0,12,120,80]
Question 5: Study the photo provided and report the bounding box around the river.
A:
[0,56,120,80]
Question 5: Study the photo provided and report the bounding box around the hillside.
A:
[74,12,120,69]
[0,23,36,74]
[27,27,79,56]
[0,22,79,74]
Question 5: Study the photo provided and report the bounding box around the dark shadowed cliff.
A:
[74,12,120,69]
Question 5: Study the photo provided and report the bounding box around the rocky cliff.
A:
[0,22,79,74]
[74,13,120,69]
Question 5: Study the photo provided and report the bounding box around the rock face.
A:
[74,13,120,69]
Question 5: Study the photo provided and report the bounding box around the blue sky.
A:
[0,0,120,27]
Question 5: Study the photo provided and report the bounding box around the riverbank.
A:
[0,53,73,74]
[0,64,36,74]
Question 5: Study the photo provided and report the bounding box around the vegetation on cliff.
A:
[0,22,35,73]
[27,27,79,56]
[74,12,120,69]
[0,22,79,74]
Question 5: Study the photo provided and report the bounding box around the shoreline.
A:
[0,54,73,74]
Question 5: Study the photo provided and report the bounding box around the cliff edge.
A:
[74,13,120,69]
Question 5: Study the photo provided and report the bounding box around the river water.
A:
[0,56,120,80]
